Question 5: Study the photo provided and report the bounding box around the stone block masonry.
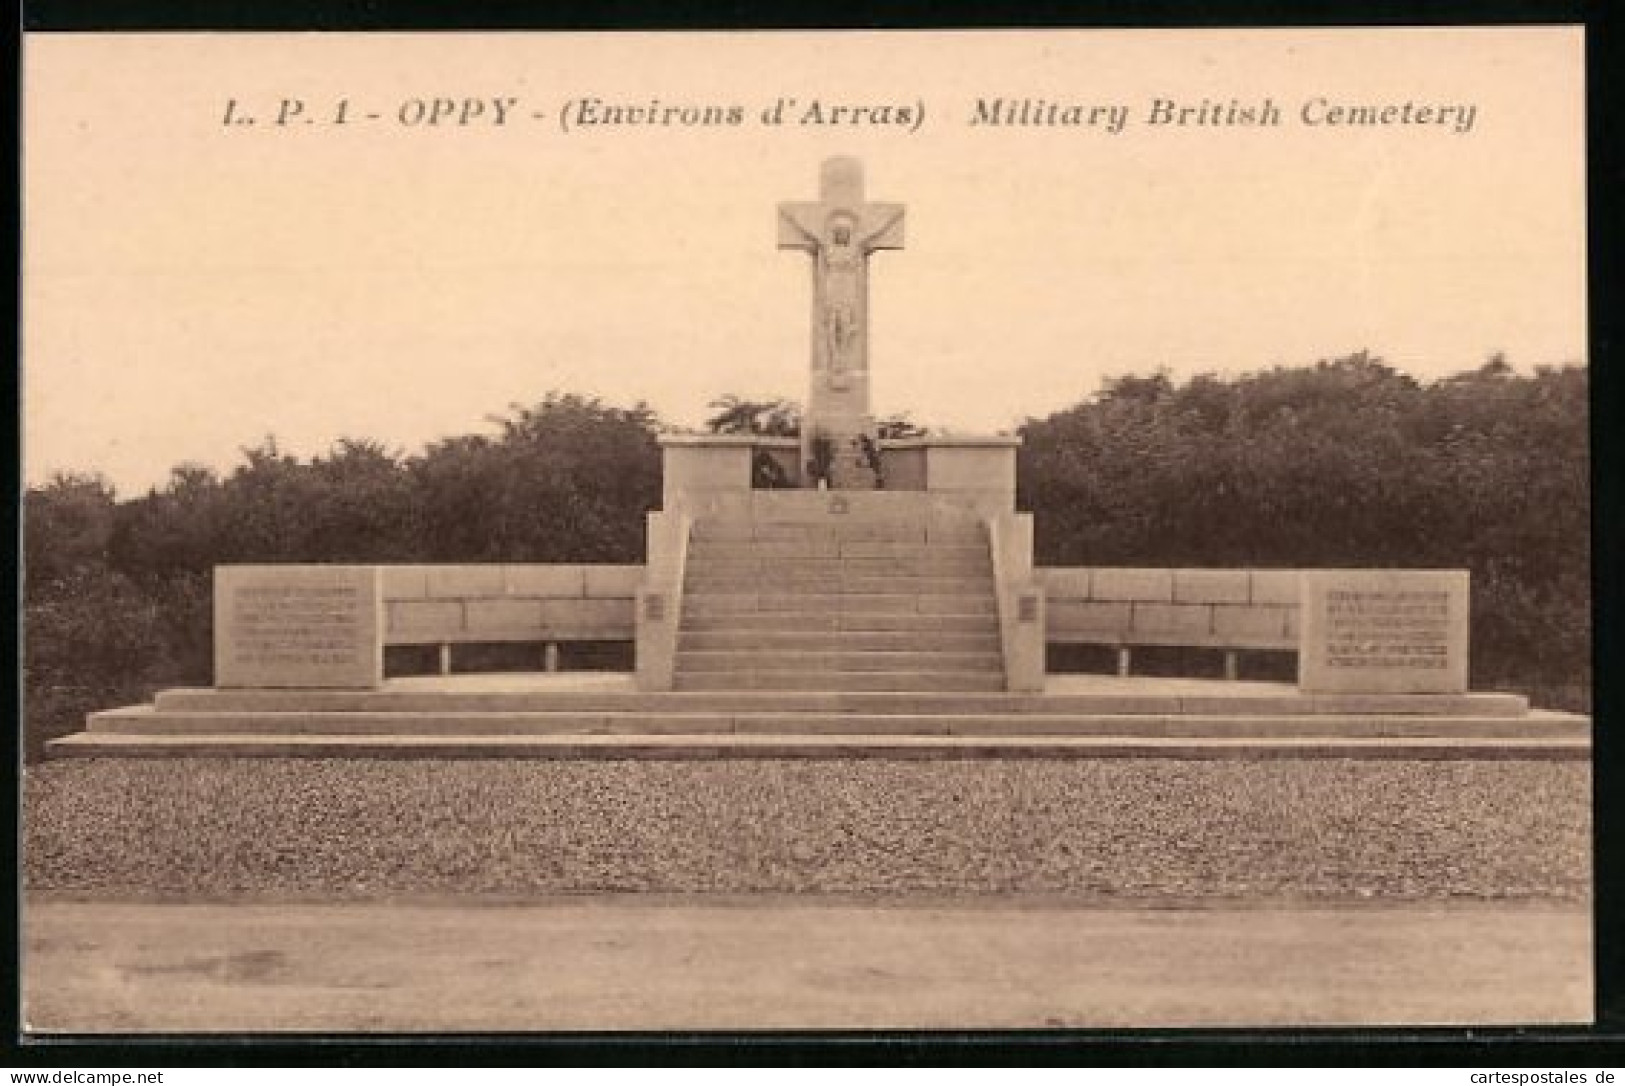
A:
[1041,568,1300,651]
[1298,570,1470,695]
[379,564,643,646]
[214,566,384,689]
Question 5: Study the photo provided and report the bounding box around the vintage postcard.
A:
[21,28,1590,1036]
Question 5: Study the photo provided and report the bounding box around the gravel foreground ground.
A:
[24,757,1590,901]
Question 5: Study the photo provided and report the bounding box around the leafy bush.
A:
[1019,355,1588,706]
[23,567,170,759]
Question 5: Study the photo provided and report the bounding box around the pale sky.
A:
[24,28,1586,497]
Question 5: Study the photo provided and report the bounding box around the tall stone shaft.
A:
[777,157,905,487]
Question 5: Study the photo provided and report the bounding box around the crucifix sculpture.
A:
[778,157,905,488]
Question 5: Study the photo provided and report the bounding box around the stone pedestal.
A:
[914,436,1020,519]
[214,565,384,689]
[804,412,877,491]
[656,432,1019,512]
[659,435,757,510]
[1298,570,1471,694]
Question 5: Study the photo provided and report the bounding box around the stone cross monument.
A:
[778,156,905,488]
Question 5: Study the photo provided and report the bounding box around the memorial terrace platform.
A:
[51,673,1589,761]
[47,158,1590,766]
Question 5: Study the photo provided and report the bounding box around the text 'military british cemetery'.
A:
[48,157,1589,757]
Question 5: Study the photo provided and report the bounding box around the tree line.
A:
[22,358,1588,759]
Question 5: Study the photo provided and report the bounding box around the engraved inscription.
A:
[215,565,383,688]
[1297,569,1468,695]
[1324,589,1450,670]
[1018,594,1040,623]
[231,584,364,667]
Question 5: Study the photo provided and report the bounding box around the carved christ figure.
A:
[778,158,906,396]
[819,214,863,384]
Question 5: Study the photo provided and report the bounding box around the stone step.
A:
[683,555,992,577]
[90,706,737,736]
[691,520,983,544]
[674,650,1005,673]
[673,671,1009,692]
[143,685,1544,719]
[680,629,1003,652]
[80,705,1587,741]
[683,593,997,618]
[684,574,991,596]
[689,541,988,561]
[48,731,1594,762]
[679,612,1001,634]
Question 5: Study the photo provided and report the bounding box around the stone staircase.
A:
[674,512,1007,692]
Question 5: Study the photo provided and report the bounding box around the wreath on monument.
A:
[853,433,885,490]
[751,450,793,490]
[806,433,835,489]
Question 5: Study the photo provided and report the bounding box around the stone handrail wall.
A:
[381,564,641,645]
[634,512,693,690]
[986,512,1046,692]
[1039,567,1301,650]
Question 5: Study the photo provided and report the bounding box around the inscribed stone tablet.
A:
[1298,570,1469,694]
[214,565,383,689]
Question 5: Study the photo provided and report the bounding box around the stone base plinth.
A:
[51,674,1586,760]
[657,433,1020,515]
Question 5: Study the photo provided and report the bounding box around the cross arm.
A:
[777,202,823,251]
[860,203,905,251]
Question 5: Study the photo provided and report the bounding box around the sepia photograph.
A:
[20,27,1591,1035]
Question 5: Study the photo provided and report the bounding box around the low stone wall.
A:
[214,562,1466,688]
[379,563,1307,654]
[381,564,641,645]
[1040,568,1301,651]
[657,434,1020,519]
